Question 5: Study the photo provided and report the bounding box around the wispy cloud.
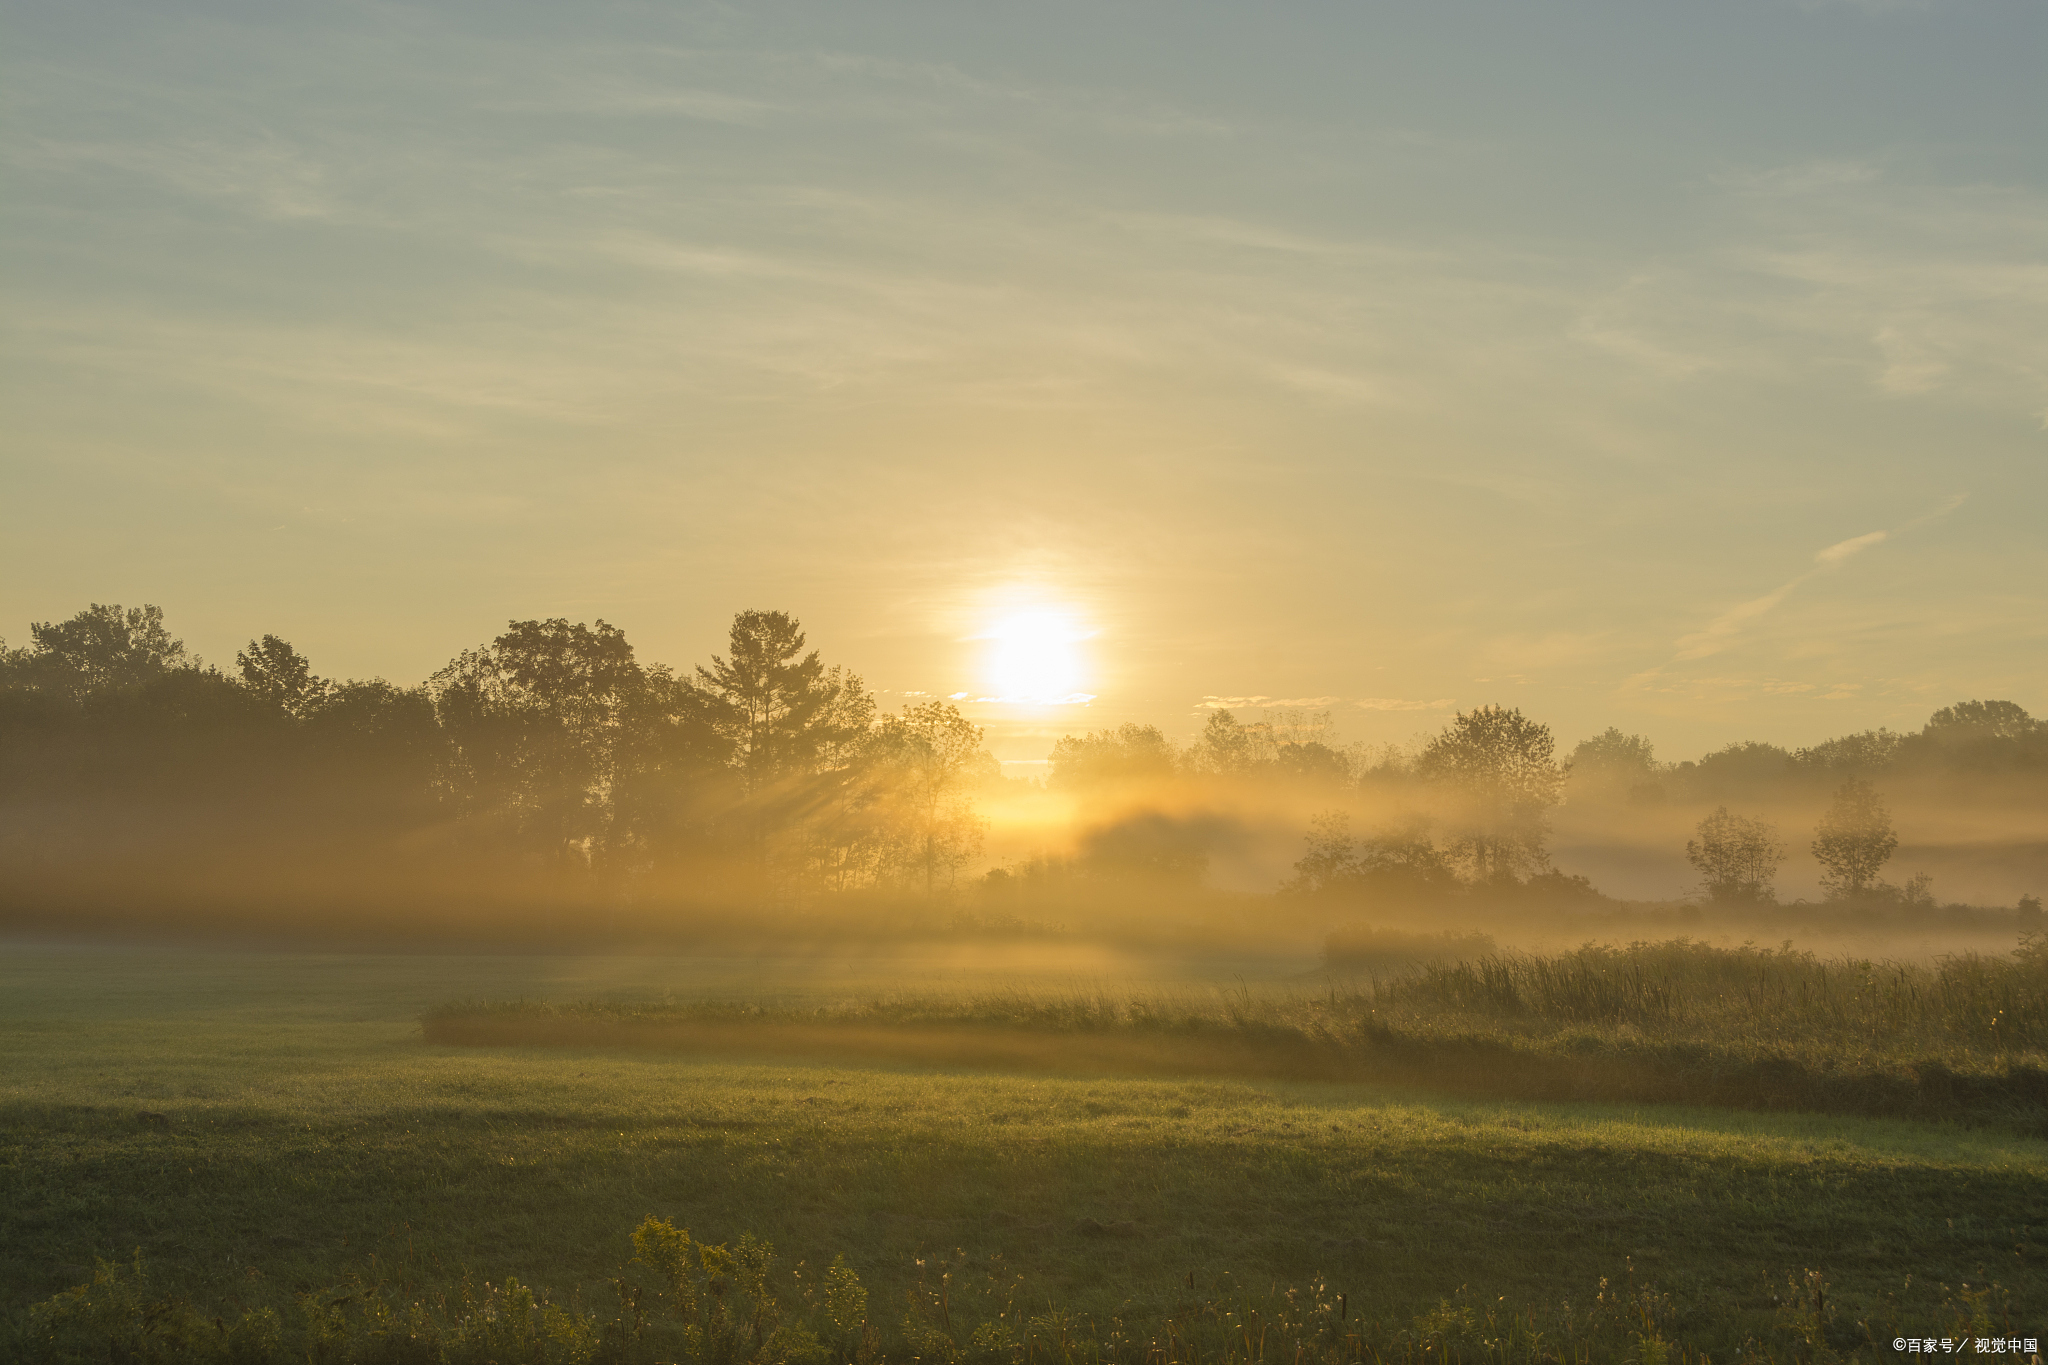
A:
[1622,673,1886,705]
[1669,581,1806,663]
[7,134,337,220]
[1793,0,1942,14]
[475,85,778,125]
[1195,695,1453,712]
[1812,530,1887,567]
[1668,531,1888,663]
[1897,492,1971,530]
[1199,695,1345,710]
[1632,495,1968,685]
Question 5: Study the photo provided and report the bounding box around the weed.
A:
[18,1223,1902,1362]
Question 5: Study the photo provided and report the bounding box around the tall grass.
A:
[424,938,2048,1130]
[1375,936,2048,1049]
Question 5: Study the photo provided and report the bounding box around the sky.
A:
[3,0,2044,764]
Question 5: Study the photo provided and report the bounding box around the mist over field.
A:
[2,601,2042,956]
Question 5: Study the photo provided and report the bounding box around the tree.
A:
[1188,709,1346,783]
[1904,699,2046,774]
[1287,811,1360,894]
[12,603,190,698]
[1673,742,1793,802]
[1284,809,1456,904]
[605,664,734,874]
[1811,778,1897,900]
[301,679,449,831]
[1273,740,1350,786]
[1567,728,1662,804]
[492,619,641,722]
[1417,705,1563,882]
[870,701,996,897]
[236,635,329,719]
[1048,722,1177,791]
[1790,729,1903,775]
[1569,728,1656,782]
[430,618,647,861]
[694,611,872,793]
[1192,709,1257,774]
[1924,699,2037,740]
[1685,806,1783,903]
[687,611,876,907]
[307,679,442,757]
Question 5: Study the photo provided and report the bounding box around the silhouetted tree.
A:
[686,611,875,907]
[1049,722,1177,791]
[1670,741,1793,802]
[431,618,645,862]
[306,679,443,770]
[1284,810,1457,905]
[1811,778,1897,900]
[1903,699,2046,774]
[1273,740,1350,786]
[1569,728,1656,780]
[1791,729,1903,775]
[869,701,996,897]
[1925,699,2038,740]
[1418,705,1562,882]
[1192,709,1257,774]
[693,611,872,794]
[1685,806,1783,903]
[299,679,449,842]
[1287,811,1359,895]
[1187,709,1346,784]
[606,664,733,878]
[1567,728,1662,802]
[8,603,190,698]
[237,635,329,719]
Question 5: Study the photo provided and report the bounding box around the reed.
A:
[422,937,2048,1131]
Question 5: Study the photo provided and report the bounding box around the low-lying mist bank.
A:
[5,603,2047,950]
[6,889,2036,961]
[423,939,2048,1134]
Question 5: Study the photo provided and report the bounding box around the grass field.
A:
[3,940,2045,1361]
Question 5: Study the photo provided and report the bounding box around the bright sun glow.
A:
[983,611,1093,704]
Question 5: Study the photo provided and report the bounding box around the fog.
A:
[3,602,2042,958]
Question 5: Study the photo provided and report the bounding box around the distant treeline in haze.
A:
[1,603,2042,943]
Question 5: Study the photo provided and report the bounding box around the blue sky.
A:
[4,0,2044,761]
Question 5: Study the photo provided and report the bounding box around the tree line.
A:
[0,604,995,933]
[1269,701,2046,913]
[2,601,2042,937]
[1050,701,2044,913]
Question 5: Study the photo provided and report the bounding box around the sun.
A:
[984,610,1090,704]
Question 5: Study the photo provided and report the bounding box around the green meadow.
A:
[3,941,2044,1362]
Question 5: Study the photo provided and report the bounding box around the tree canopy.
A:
[1417,705,1563,881]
